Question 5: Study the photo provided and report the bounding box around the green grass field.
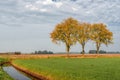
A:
[13,58,120,80]
[0,58,13,80]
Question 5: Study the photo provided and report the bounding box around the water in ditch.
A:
[3,66,37,80]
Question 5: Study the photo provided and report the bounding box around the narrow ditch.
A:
[3,66,32,80]
[2,63,38,80]
[1,62,48,80]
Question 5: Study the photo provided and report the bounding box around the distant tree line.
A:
[89,50,120,54]
[14,52,21,55]
[89,50,106,54]
[34,50,53,54]
[0,52,21,55]
[50,17,113,57]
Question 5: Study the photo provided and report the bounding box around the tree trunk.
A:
[96,43,100,54]
[66,44,70,58]
[81,43,85,54]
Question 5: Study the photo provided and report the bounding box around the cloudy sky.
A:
[0,0,120,53]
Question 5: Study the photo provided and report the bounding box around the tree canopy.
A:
[76,22,91,54]
[50,17,79,57]
[50,17,113,55]
[91,23,113,53]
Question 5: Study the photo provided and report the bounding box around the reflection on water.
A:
[3,66,31,80]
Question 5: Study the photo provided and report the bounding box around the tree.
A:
[34,50,53,54]
[50,17,79,57]
[91,23,113,54]
[76,23,91,54]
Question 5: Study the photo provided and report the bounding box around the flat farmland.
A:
[1,54,120,80]
[12,57,120,80]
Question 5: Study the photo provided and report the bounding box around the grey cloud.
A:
[0,0,120,26]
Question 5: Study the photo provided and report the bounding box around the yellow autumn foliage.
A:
[50,17,113,55]
[91,23,113,53]
[50,17,79,57]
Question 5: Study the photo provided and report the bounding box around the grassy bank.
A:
[0,58,8,63]
[0,67,13,80]
[12,58,120,80]
[0,58,13,80]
